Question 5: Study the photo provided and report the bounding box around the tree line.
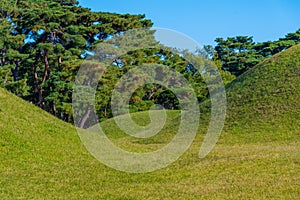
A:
[1,0,299,128]
[213,31,300,76]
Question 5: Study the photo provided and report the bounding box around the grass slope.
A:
[1,42,300,199]
[226,44,300,133]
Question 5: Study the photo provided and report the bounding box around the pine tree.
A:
[0,0,152,124]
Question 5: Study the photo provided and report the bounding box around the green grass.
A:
[1,45,300,199]
[93,110,181,152]
[225,44,300,133]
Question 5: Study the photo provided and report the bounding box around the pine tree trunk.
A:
[79,105,91,129]
[33,51,44,107]
[42,51,50,83]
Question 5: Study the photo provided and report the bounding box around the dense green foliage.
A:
[93,49,216,121]
[0,0,153,124]
[214,30,300,75]
[1,0,231,128]
[1,0,300,129]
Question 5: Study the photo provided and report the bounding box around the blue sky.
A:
[78,0,300,46]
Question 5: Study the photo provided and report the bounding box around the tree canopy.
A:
[0,0,153,125]
[214,30,300,76]
[1,0,299,128]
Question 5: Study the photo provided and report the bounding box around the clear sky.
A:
[78,0,300,46]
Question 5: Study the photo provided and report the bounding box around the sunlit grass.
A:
[1,87,300,199]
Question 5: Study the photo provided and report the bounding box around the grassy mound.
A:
[226,44,300,134]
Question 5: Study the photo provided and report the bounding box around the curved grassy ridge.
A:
[85,110,183,153]
[225,44,300,133]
